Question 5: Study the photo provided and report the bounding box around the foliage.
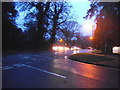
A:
[85,2,120,53]
[47,2,72,45]
[2,2,72,51]
[59,21,80,46]
[2,2,23,50]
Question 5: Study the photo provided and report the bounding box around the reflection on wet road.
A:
[54,49,92,59]
[53,49,118,87]
[2,49,118,88]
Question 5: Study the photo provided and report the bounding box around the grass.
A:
[92,49,103,54]
[68,53,119,69]
[68,53,114,63]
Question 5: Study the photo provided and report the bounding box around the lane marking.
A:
[23,64,66,79]
[13,64,25,67]
[2,66,13,70]
[2,64,66,79]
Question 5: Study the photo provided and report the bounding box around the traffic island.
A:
[68,53,119,69]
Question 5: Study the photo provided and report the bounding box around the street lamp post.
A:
[92,25,94,49]
[89,25,94,49]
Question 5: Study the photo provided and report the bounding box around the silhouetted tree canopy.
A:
[2,2,72,51]
[2,2,24,50]
[85,2,120,53]
[59,21,80,46]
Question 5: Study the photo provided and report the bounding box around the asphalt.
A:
[2,49,119,88]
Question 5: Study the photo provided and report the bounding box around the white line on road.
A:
[2,66,13,70]
[13,64,25,67]
[24,64,66,79]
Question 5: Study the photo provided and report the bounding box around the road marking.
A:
[13,64,25,67]
[23,64,66,79]
[2,66,13,70]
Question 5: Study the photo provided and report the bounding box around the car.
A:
[71,46,80,50]
[112,46,120,54]
[87,47,93,49]
[52,46,69,51]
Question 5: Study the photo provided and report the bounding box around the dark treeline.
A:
[85,2,120,53]
[2,2,22,50]
[2,2,72,51]
[4,2,118,53]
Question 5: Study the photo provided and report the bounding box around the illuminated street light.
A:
[90,36,93,40]
[59,39,63,43]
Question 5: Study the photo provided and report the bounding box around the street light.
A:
[90,36,93,40]
[90,25,94,49]
[59,39,63,43]
[92,25,94,37]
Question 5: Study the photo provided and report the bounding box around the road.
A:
[2,49,119,88]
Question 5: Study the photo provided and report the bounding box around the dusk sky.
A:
[70,1,96,36]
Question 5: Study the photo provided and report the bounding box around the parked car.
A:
[112,46,120,54]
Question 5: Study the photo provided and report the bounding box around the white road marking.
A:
[23,64,66,79]
[2,66,13,70]
[13,64,25,67]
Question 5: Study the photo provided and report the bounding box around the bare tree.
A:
[47,2,72,45]
[59,21,81,46]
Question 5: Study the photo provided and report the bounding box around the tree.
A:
[14,2,50,50]
[47,2,72,45]
[14,2,40,49]
[2,2,24,50]
[3,2,73,51]
[85,1,119,53]
[34,2,51,49]
[59,21,81,46]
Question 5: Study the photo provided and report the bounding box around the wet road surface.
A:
[2,49,119,88]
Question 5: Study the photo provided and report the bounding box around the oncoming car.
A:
[70,46,80,50]
[52,46,69,51]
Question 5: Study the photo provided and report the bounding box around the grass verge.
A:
[68,53,119,69]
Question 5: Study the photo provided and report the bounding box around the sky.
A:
[69,1,96,36]
[14,1,96,36]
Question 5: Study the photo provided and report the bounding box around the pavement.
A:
[2,49,119,88]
